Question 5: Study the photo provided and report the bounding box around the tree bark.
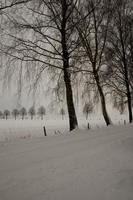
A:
[64,69,78,131]
[94,68,111,126]
[61,0,78,131]
[124,73,133,123]
[126,86,133,123]
[98,83,111,126]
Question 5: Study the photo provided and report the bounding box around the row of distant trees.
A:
[0,106,46,120]
[0,99,127,121]
[0,100,127,121]
[0,106,69,120]
[0,103,93,120]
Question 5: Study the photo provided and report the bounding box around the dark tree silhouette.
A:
[28,106,35,120]
[83,102,93,120]
[20,107,27,120]
[38,106,46,120]
[12,109,19,120]
[60,108,65,120]
[113,95,126,115]
[0,111,3,119]
[4,110,10,120]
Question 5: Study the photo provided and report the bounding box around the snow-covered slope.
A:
[0,124,133,200]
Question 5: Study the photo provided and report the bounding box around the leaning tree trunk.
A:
[94,69,111,126]
[61,0,78,131]
[98,84,111,126]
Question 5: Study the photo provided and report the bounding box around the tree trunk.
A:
[125,78,133,123]
[98,84,111,126]
[127,90,132,123]
[94,68,111,126]
[64,69,78,131]
[61,0,78,131]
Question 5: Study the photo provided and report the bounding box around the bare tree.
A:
[112,93,126,115]
[4,109,10,120]
[75,0,112,125]
[2,0,80,131]
[28,106,35,120]
[12,108,19,120]
[38,106,46,120]
[0,111,3,119]
[105,0,133,123]
[60,108,65,120]
[83,102,93,120]
[20,107,27,119]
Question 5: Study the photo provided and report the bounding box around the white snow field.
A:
[0,113,128,141]
[0,118,69,141]
[0,123,133,200]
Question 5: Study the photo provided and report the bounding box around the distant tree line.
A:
[0,106,68,120]
[0,105,96,120]
[0,106,46,120]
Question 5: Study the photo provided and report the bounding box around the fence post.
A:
[43,126,47,136]
[87,122,90,129]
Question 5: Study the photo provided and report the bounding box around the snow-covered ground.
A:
[0,113,129,141]
[0,123,133,200]
[0,118,69,141]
